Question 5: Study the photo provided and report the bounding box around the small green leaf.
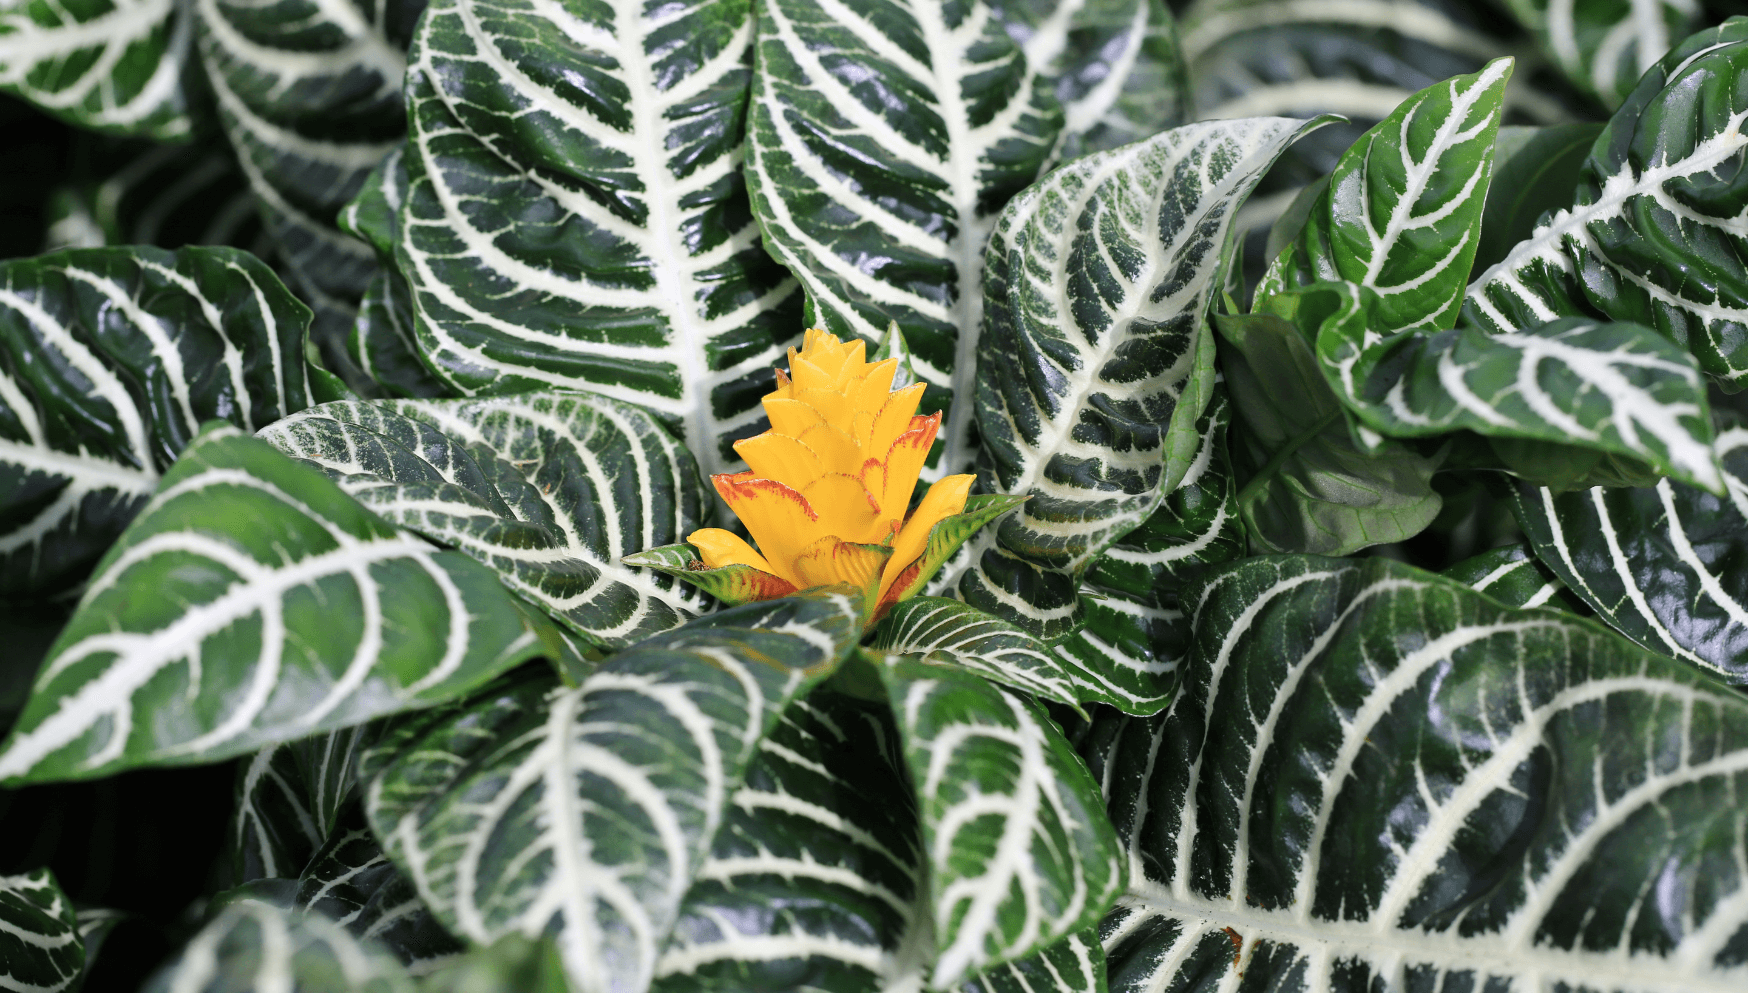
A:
[1440,541,1581,613]
[1258,58,1512,333]
[0,868,83,992]
[0,424,549,785]
[877,659,1124,988]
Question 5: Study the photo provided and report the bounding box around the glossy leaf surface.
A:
[1093,554,1748,993]
[396,0,797,476]
[259,393,708,647]
[0,245,312,596]
[0,0,197,138]
[881,659,1124,988]
[365,592,864,993]
[0,868,82,993]
[0,425,547,784]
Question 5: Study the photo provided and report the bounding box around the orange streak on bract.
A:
[713,473,825,586]
[877,473,973,604]
[874,412,941,518]
[791,536,892,590]
[801,472,887,545]
[865,383,925,458]
[734,433,827,489]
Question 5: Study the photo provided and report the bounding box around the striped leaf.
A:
[1218,306,1443,556]
[43,136,265,253]
[1091,554,1748,993]
[337,148,447,402]
[1505,422,1748,683]
[746,0,1064,476]
[876,597,1092,711]
[294,805,464,972]
[1472,123,1604,275]
[0,0,197,138]
[395,0,798,478]
[142,899,415,993]
[193,0,413,358]
[0,245,313,597]
[364,591,864,993]
[1052,393,1244,716]
[962,927,1104,993]
[1504,0,1703,107]
[953,116,1321,634]
[258,393,708,648]
[1258,58,1512,334]
[232,724,378,883]
[879,658,1124,988]
[1441,540,1581,613]
[1000,0,1190,166]
[1313,282,1724,492]
[0,424,548,785]
[0,868,82,993]
[1465,21,1748,387]
[654,685,922,992]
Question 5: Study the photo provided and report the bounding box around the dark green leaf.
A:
[232,724,378,883]
[1471,123,1604,275]
[142,899,414,993]
[0,867,83,992]
[0,0,200,139]
[1440,540,1581,612]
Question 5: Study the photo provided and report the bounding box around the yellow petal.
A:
[764,398,823,438]
[714,473,828,586]
[801,472,886,544]
[866,384,926,461]
[791,536,892,590]
[735,433,826,488]
[875,412,940,518]
[793,387,858,433]
[877,474,973,604]
[797,422,863,476]
[848,358,899,414]
[789,351,835,393]
[687,528,776,573]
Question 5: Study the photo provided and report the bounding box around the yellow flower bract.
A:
[688,328,974,606]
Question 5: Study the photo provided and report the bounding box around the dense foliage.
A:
[3,0,1748,990]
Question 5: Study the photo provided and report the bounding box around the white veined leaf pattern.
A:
[1088,554,1748,993]
[232,724,379,883]
[41,137,266,253]
[0,0,197,138]
[0,868,83,993]
[141,899,416,993]
[746,0,1064,476]
[1312,282,1724,492]
[952,116,1322,637]
[1440,540,1580,613]
[653,685,923,993]
[258,393,709,647]
[875,597,1093,710]
[0,424,548,785]
[961,927,1105,993]
[1464,20,1748,387]
[1257,58,1512,334]
[1051,392,1244,717]
[294,804,466,972]
[1505,422,1748,683]
[194,0,417,364]
[364,592,864,993]
[879,657,1125,989]
[0,245,313,597]
[394,0,798,476]
[1503,0,1703,107]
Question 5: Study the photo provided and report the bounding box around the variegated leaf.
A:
[142,899,415,993]
[42,136,265,253]
[232,724,378,882]
[961,927,1105,993]
[0,0,197,138]
[653,685,922,992]
[1465,21,1748,387]
[1440,540,1579,612]
[1505,421,1748,682]
[0,868,82,993]
[1052,393,1244,716]
[746,0,1064,476]
[876,597,1088,710]
[0,245,313,597]
[337,148,447,401]
[294,804,464,973]
[1091,554,1748,993]
[1472,123,1604,275]
[879,658,1124,988]
[999,0,1189,166]
[395,0,798,477]
[1314,281,1723,492]
[0,424,548,784]
[1258,58,1511,334]
[194,0,415,365]
[364,592,864,993]
[953,116,1321,635]
[1503,0,1703,107]
[258,393,708,647]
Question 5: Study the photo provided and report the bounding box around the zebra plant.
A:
[5,0,1748,990]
